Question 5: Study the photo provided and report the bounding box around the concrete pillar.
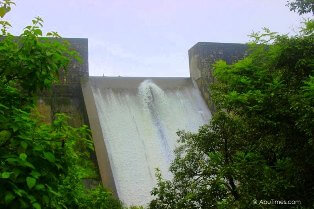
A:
[189,42,247,112]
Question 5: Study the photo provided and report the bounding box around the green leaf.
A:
[32,202,41,209]
[13,188,26,197]
[0,130,11,140]
[30,171,41,179]
[21,141,28,149]
[0,7,7,18]
[19,153,27,161]
[0,130,11,142]
[19,199,29,208]
[34,29,42,36]
[44,152,55,162]
[26,194,36,203]
[47,185,61,196]
[12,125,18,132]
[12,168,21,177]
[26,177,36,189]
[1,172,11,179]
[44,79,50,86]
[5,192,15,204]
[46,51,53,56]
[42,196,50,205]
[35,184,45,191]
[0,103,9,109]
[6,158,18,164]
[23,161,35,169]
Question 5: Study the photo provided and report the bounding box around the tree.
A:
[287,0,314,15]
[0,1,125,208]
[149,23,314,208]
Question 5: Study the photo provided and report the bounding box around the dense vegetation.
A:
[0,1,133,208]
[149,13,314,209]
[1,0,313,208]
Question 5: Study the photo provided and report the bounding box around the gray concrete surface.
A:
[189,42,247,112]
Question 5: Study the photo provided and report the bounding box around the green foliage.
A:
[0,0,14,18]
[0,18,80,96]
[0,1,130,208]
[150,21,314,209]
[77,185,124,209]
[287,0,314,15]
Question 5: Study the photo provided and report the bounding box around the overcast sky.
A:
[5,0,309,77]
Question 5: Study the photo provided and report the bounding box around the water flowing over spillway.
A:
[86,77,211,206]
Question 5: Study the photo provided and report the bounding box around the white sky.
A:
[5,0,310,77]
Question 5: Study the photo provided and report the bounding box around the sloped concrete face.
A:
[189,42,247,112]
[81,77,118,197]
[81,77,211,206]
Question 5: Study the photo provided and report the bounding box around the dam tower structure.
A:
[43,39,247,206]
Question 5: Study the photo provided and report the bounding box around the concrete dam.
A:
[82,77,211,205]
[40,38,246,206]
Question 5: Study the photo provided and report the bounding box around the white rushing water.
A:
[91,79,211,206]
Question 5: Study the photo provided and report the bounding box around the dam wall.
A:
[81,77,211,206]
[37,38,101,188]
[37,39,248,206]
[37,38,89,127]
[189,42,247,112]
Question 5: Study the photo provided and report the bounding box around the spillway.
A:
[82,77,211,206]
